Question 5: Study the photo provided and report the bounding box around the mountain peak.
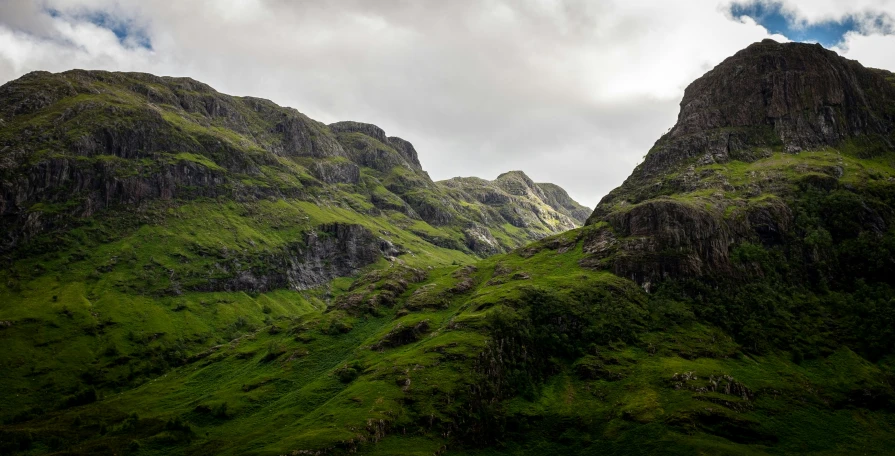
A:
[584,39,895,288]
[329,121,389,143]
[439,171,588,230]
[639,40,895,179]
[496,170,531,179]
[328,121,423,170]
[494,170,536,195]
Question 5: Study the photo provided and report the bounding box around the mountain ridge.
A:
[0,68,586,259]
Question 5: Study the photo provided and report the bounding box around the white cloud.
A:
[0,0,893,208]
[836,31,895,69]
[763,0,894,24]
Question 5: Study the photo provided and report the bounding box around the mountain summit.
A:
[584,40,895,286]
[629,39,895,183]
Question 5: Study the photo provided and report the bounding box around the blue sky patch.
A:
[45,7,152,50]
[729,1,891,47]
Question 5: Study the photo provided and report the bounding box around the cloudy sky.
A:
[1,1,894,208]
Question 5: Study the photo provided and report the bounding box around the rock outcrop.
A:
[582,197,792,287]
[310,159,361,185]
[191,223,399,293]
[536,182,592,222]
[386,136,423,171]
[636,40,895,181]
[463,222,501,256]
[584,40,895,286]
[330,121,423,172]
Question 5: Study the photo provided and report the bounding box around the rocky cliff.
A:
[584,40,895,287]
[534,181,592,222]
[608,39,895,194]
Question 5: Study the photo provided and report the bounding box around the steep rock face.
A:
[193,223,399,293]
[463,222,501,256]
[0,157,238,251]
[328,122,423,171]
[310,159,361,185]
[639,40,895,179]
[680,40,894,146]
[330,121,425,174]
[584,41,895,285]
[536,182,591,222]
[387,136,423,171]
[270,111,346,159]
[594,40,895,220]
[582,198,792,287]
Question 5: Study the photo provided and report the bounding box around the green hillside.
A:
[0,68,586,454]
[2,40,895,455]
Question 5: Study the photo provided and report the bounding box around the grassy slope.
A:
[0,192,478,416]
[0,70,589,455]
[4,207,894,455]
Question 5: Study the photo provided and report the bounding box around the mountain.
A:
[438,171,589,255]
[0,69,584,261]
[2,40,895,455]
[583,40,895,288]
[0,69,587,453]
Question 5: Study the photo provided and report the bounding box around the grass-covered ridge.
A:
[0,69,587,259]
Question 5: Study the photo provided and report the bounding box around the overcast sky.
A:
[1,0,894,208]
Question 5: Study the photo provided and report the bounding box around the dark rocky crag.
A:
[583,40,895,287]
[616,39,895,191]
[188,223,402,294]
